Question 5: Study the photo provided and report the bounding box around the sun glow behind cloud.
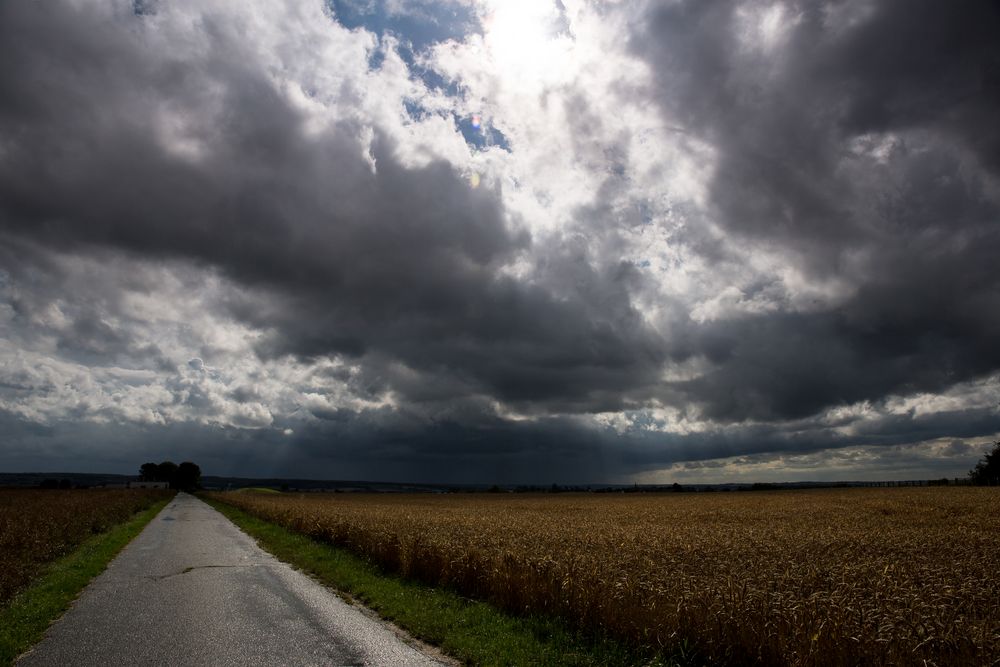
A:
[480,0,574,91]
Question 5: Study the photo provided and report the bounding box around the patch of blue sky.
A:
[454,113,511,153]
[367,46,387,71]
[133,0,157,16]
[326,0,480,55]
[407,61,462,97]
[327,1,472,101]
[403,99,432,123]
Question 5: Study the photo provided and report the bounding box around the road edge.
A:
[0,497,173,666]
[199,495,460,666]
[202,494,679,667]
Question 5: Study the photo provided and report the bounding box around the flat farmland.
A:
[0,489,173,604]
[208,488,1000,666]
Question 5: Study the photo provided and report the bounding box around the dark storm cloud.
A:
[0,238,176,371]
[0,0,663,412]
[3,0,999,482]
[228,382,1000,483]
[0,408,281,476]
[633,0,1000,422]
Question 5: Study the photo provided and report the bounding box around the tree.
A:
[138,459,200,489]
[157,461,179,487]
[968,441,1000,486]
[175,461,202,491]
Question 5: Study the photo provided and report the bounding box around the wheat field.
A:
[0,488,172,604]
[208,488,1000,666]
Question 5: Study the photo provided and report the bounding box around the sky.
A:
[1,0,998,484]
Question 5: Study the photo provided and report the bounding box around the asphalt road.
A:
[18,493,450,666]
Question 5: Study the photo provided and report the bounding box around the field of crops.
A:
[208,488,1000,666]
[0,489,173,604]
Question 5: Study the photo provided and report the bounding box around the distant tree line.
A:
[38,478,74,489]
[139,460,202,490]
[968,441,1000,486]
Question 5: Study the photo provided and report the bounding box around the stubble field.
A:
[0,489,173,604]
[208,487,999,666]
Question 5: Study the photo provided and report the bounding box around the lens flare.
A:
[471,114,482,130]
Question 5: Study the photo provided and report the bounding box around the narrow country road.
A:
[18,493,449,666]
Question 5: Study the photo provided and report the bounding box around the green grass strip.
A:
[0,498,173,666]
[203,496,693,667]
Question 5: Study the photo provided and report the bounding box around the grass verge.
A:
[202,496,693,667]
[0,497,173,666]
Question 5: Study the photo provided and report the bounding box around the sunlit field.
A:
[0,489,172,604]
[209,488,1000,666]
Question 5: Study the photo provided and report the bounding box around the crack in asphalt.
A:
[146,564,257,581]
